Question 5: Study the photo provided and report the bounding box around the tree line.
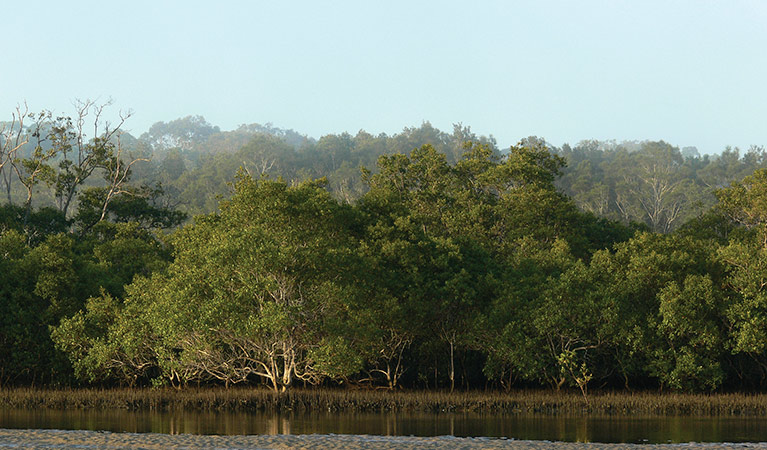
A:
[4,105,767,392]
[5,109,767,233]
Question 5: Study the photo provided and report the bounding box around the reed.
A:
[2,387,767,416]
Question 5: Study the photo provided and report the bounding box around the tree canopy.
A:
[5,109,767,393]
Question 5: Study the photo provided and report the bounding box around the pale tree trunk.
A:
[0,105,31,206]
[97,135,149,223]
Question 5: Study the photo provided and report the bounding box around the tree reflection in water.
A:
[1,409,764,444]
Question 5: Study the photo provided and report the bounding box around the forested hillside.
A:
[131,118,767,233]
[5,106,766,232]
[3,105,767,392]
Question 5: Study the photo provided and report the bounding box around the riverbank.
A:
[3,388,767,416]
[1,429,765,449]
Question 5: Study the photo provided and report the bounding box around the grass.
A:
[3,387,767,416]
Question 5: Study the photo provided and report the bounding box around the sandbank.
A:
[1,428,767,449]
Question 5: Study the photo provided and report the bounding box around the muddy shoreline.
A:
[5,387,767,416]
[1,429,766,450]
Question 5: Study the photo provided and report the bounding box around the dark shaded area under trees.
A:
[4,107,767,393]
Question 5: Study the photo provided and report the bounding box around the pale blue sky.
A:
[4,1,767,154]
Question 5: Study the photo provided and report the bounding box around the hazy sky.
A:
[4,1,767,154]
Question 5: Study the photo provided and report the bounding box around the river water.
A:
[2,409,767,444]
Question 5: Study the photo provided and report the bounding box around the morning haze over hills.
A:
[63,113,767,231]
[4,109,764,233]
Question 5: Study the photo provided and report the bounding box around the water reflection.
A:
[2,409,767,444]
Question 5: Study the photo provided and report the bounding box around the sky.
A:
[3,0,767,154]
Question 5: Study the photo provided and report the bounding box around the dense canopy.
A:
[3,108,767,392]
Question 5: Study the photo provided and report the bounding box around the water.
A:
[2,409,767,444]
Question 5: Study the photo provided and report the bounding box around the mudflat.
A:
[0,429,766,450]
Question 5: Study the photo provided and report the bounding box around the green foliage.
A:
[0,204,69,244]
[720,241,767,355]
[654,275,726,391]
[14,119,767,394]
[0,207,171,386]
[74,185,186,231]
[0,231,85,385]
[556,140,767,233]
[56,175,367,390]
[717,168,767,243]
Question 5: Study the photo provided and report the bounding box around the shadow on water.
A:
[2,409,767,444]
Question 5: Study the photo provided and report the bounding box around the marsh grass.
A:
[2,387,767,416]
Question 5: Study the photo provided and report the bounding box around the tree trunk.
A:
[2,169,11,204]
[449,339,455,393]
